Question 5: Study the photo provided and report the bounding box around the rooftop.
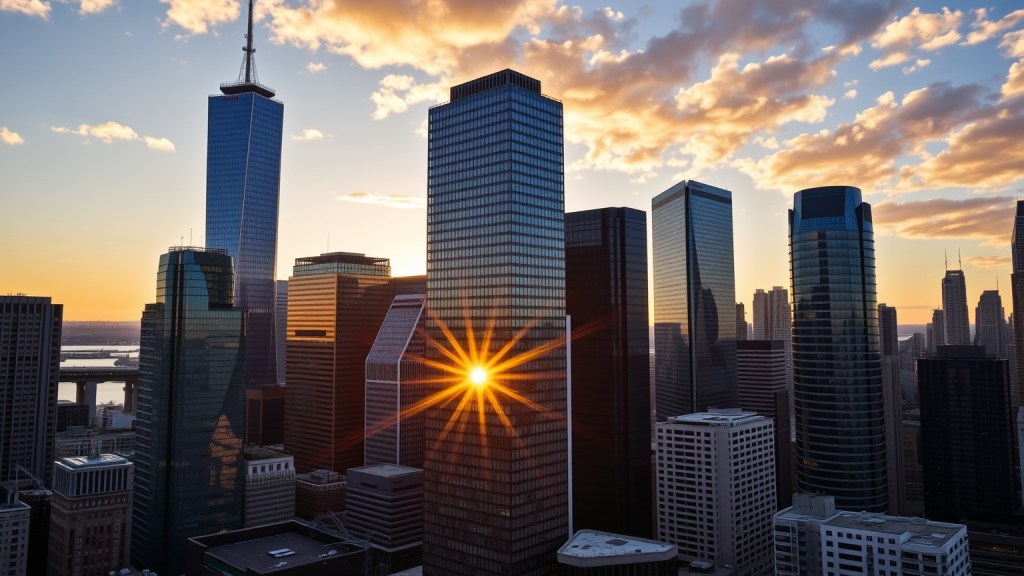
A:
[349,463,421,479]
[665,408,764,427]
[58,454,130,469]
[824,512,966,548]
[199,524,361,574]
[558,530,677,568]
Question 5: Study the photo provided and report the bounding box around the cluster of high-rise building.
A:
[6,3,1024,576]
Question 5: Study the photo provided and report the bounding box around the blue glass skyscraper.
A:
[789,186,887,513]
[423,69,567,575]
[652,180,738,419]
[206,0,283,392]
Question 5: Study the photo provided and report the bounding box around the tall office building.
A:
[48,454,133,576]
[942,270,971,345]
[878,303,898,356]
[565,207,651,537]
[918,346,1019,524]
[877,303,906,515]
[790,186,887,513]
[752,289,769,340]
[976,289,1007,356]
[655,410,776,576]
[131,247,246,575]
[242,446,295,528]
[0,295,61,487]
[751,287,794,396]
[1012,200,1024,405]
[0,495,29,576]
[423,69,568,575]
[276,279,288,384]
[653,180,738,418]
[931,308,946,349]
[346,464,424,572]
[736,340,792,509]
[365,294,430,468]
[284,252,393,474]
[206,0,284,397]
[736,302,748,341]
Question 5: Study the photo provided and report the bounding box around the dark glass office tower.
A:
[652,180,738,419]
[878,303,898,356]
[423,69,567,575]
[206,0,284,394]
[131,247,246,575]
[0,296,61,487]
[976,290,1007,357]
[789,186,887,513]
[942,270,971,345]
[1012,200,1024,405]
[565,207,651,537]
[919,346,1019,524]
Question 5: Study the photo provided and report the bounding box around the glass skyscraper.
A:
[131,247,246,575]
[652,180,738,419]
[789,186,887,513]
[942,269,971,346]
[423,69,567,575]
[565,207,651,537]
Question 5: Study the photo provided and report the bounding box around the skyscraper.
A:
[877,304,906,515]
[0,295,61,487]
[565,207,651,538]
[276,279,288,384]
[931,308,946,349]
[919,346,1019,524]
[283,252,393,474]
[1012,200,1024,405]
[975,289,1007,357]
[878,303,898,357]
[365,294,430,468]
[942,269,971,346]
[423,69,568,575]
[752,289,770,340]
[736,339,792,508]
[790,186,887,513]
[653,180,738,419]
[132,247,246,575]
[736,302,748,341]
[206,0,284,398]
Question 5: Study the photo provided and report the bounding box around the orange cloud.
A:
[52,121,175,151]
[1,127,24,145]
[963,8,1024,45]
[964,255,1012,270]
[872,195,1015,246]
[338,192,426,209]
[161,0,239,35]
[870,7,963,69]
[0,0,50,18]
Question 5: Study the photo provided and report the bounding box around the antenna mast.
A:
[220,0,275,98]
[243,0,255,84]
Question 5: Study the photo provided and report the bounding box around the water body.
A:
[58,346,139,407]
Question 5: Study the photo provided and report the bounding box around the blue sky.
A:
[2,0,1023,323]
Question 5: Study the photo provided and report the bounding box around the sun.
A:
[469,367,487,386]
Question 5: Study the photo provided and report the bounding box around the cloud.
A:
[76,0,115,14]
[144,136,175,151]
[337,192,426,209]
[307,62,326,73]
[872,195,1015,246]
[870,7,963,69]
[963,255,1012,270]
[844,89,858,99]
[1004,59,1024,99]
[160,0,239,35]
[844,79,858,87]
[1001,30,1024,58]
[963,8,1024,45]
[52,121,175,151]
[1,127,24,145]
[0,0,50,18]
[290,128,324,141]
[901,58,930,74]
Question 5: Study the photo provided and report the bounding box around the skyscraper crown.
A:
[219,0,275,98]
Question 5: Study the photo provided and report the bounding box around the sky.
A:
[2,0,1023,325]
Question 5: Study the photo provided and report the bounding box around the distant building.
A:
[752,289,770,340]
[1012,199,1024,408]
[186,520,365,576]
[346,464,423,573]
[930,309,946,350]
[878,304,906,516]
[294,469,346,521]
[276,279,288,384]
[284,252,392,474]
[243,446,295,528]
[131,247,247,575]
[975,289,1008,356]
[966,527,1024,576]
[0,295,62,487]
[735,340,792,509]
[655,410,775,576]
[565,207,652,537]
[919,346,1019,524]
[878,303,899,356]
[901,420,925,517]
[736,303,747,341]
[54,427,135,459]
[56,400,89,433]
[365,294,429,468]
[48,454,133,576]
[942,270,971,345]
[557,530,678,575]
[774,492,839,576]
[0,495,30,576]
[653,180,738,418]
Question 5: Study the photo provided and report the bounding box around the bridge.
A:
[58,367,139,421]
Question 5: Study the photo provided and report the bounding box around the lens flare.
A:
[470,367,487,385]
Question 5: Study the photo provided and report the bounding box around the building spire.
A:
[242,0,255,84]
[219,0,276,98]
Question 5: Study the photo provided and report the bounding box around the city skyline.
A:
[3,1,1024,325]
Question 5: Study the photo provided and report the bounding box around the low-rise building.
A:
[557,530,678,575]
[243,446,295,528]
[185,520,365,576]
[774,493,839,576]
[295,469,346,521]
[346,464,423,573]
[56,400,89,432]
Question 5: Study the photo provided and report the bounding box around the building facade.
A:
[736,340,792,509]
[736,303,747,341]
[346,464,423,572]
[975,290,1007,357]
[942,270,971,346]
[1012,200,1024,406]
[276,279,288,384]
[48,454,133,576]
[654,410,775,576]
[242,446,295,528]
[930,309,945,350]
[565,207,651,537]
[0,295,62,487]
[365,294,430,468]
[131,247,246,575]
[294,469,346,520]
[878,304,898,357]
[653,180,738,419]
[774,492,839,576]
[284,252,393,474]
[0,497,29,576]
[423,69,568,575]
[790,186,887,513]
[918,346,1019,525]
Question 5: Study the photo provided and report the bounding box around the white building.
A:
[774,493,971,576]
[242,446,295,528]
[655,409,776,576]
